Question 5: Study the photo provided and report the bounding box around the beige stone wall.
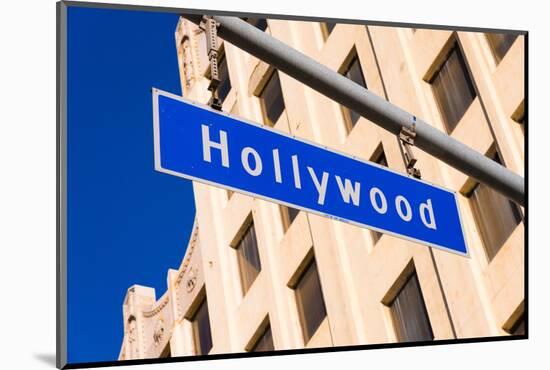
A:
[119,17,524,360]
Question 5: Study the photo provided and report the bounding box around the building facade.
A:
[118,17,525,360]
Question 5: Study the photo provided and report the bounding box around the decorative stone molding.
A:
[142,295,170,318]
[152,319,165,346]
[176,18,210,95]
[186,266,199,293]
[127,315,137,343]
[175,221,200,287]
[181,36,193,91]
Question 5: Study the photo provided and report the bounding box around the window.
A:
[281,206,299,231]
[217,54,232,103]
[242,17,268,31]
[236,221,262,294]
[389,272,433,342]
[294,259,328,343]
[371,146,388,244]
[160,343,171,358]
[341,51,367,130]
[259,71,285,126]
[469,153,522,261]
[430,43,476,133]
[374,147,388,167]
[192,297,213,355]
[322,22,336,39]
[509,314,525,336]
[251,324,274,352]
[486,33,518,64]
[514,110,525,135]
[517,114,525,134]
[372,229,382,245]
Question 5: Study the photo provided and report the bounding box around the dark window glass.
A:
[371,146,388,244]
[469,153,522,261]
[510,314,525,336]
[342,53,367,129]
[281,206,299,231]
[322,22,336,39]
[160,343,171,358]
[515,113,525,135]
[217,54,231,103]
[371,228,382,244]
[431,44,476,133]
[259,71,285,126]
[236,222,262,294]
[374,148,388,167]
[243,18,268,31]
[486,33,518,64]
[389,272,433,342]
[519,115,525,134]
[251,324,274,352]
[295,259,327,343]
[192,298,213,355]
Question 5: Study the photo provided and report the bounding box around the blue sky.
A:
[67,6,195,364]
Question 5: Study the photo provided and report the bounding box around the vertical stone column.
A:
[121,285,156,359]
[167,269,190,356]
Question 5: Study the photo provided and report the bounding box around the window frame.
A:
[468,151,523,262]
[340,48,368,132]
[226,189,234,200]
[280,205,300,232]
[258,70,286,127]
[370,144,388,244]
[486,32,518,64]
[508,313,525,336]
[241,17,268,32]
[429,41,477,134]
[250,320,275,352]
[293,257,328,344]
[159,342,171,358]
[321,22,336,40]
[387,270,434,342]
[233,216,262,295]
[512,101,525,134]
[191,295,213,355]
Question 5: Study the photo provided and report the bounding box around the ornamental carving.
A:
[186,266,199,292]
[127,316,137,343]
[142,295,169,318]
[153,319,165,346]
[175,222,199,287]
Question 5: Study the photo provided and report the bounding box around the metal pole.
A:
[183,14,525,206]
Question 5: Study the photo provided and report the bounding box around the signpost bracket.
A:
[399,117,422,179]
[199,15,223,111]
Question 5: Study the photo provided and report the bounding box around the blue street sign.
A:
[153,89,468,256]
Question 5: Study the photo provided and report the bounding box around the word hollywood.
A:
[201,124,437,230]
[153,91,468,255]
